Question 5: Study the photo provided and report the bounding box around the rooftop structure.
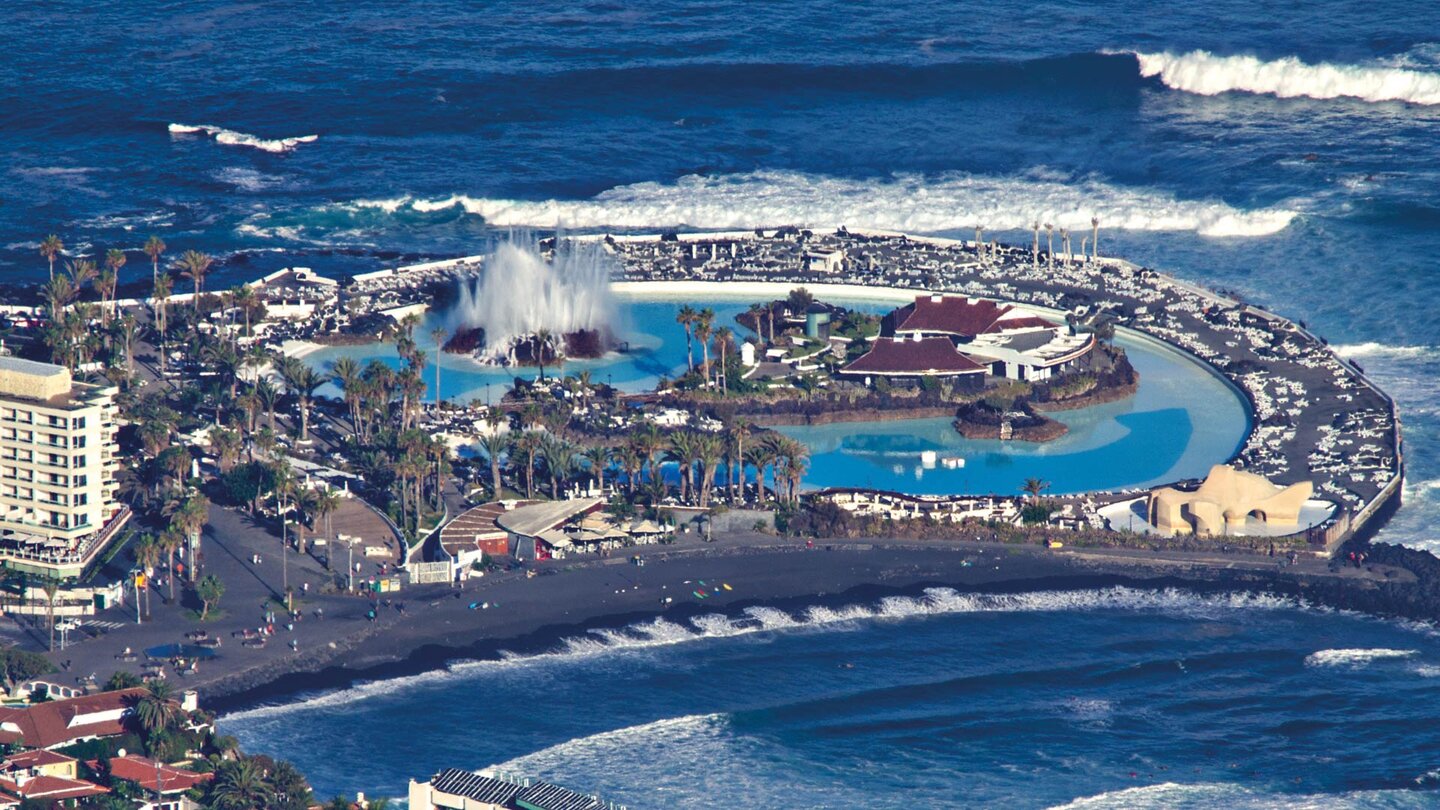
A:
[100,754,214,794]
[840,336,986,383]
[0,687,146,749]
[0,357,126,579]
[409,768,621,810]
[439,499,538,566]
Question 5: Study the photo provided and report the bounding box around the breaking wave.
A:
[1333,342,1438,361]
[493,712,730,775]
[221,587,1305,722]
[168,122,318,153]
[1128,49,1440,105]
[340,169,1298,237]
[1304,648,1418,668]
[1048,781,1434,809]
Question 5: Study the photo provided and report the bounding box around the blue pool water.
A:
[780,333,1248,495]
[305,293,1249,496]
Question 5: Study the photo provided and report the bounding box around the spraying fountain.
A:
[442,236,618,366]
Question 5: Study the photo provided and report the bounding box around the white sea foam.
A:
[213,166,289,192]
[1129,49,1440,105]
[1332,342,1437,360]
[340,169,1298,237]
[1304,648,1418,668]
[495,712,729,774]
[221,587,1311,723]
[168,122,317,153]
[1049,781,1430,809]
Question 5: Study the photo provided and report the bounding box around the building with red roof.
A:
[855,295,1095,383]
[0,772,108,803]
[840,337,986,387]
[0,687,146,750]
[96,754,214,795]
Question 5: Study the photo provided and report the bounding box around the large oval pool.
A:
[300,285,1250,496]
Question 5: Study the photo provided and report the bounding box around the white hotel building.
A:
[0,357,126,580]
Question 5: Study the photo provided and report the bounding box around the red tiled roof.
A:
[0,773,108,800]
[0,749,75,771]
[982,315,1053,333]
[843,338,985,376]
[101,755,214,794]
[892,296,1013,336]
[0,688,146,750]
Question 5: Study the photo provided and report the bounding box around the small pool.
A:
[145,643,218,660]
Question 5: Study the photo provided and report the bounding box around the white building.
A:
[0,358,126,580]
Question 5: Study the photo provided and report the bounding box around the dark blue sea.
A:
[7,1,1440,805]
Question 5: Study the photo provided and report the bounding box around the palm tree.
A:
[178,249,213,312]
[694,433,722,507]
[533,328,553,381]
[539,435,573,498]
[581,445,609,493]
[430,326,447,411]
[133,533,161,618]
[204,341,243,399]
[1091,216,1100,262]
[1044,223,1054,271]
[311,486,342,552]
[1032,222,1040,268]
[742,303,765,345]
[676,305,697,372]
[39,234,63,280]
[713,326,733,395]
[158,527,185,602]
[329,356,361,435]
[743,443,768,503]
[511,431,540,499]
[667,431,698,503]
[67,257,97,291]
[478,431,508,498]
[695,308,715,385]
[129,682,182,744]
[95,269,117,327]
[1021,477,1050,501]
[40,273,76,318]
[210,758,273,810]
[255,378,280,433]
[104,247,126,316]
[143,235,166,287]
[615,445,641,495]
[231,283,258,339]
[279,356,324,441]
[633,424,664,487]
[152,272,173,371]
[41,579,59,651]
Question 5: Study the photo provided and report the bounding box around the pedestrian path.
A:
[83,616,126,631]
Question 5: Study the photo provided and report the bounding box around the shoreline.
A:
[208,530,1421,718]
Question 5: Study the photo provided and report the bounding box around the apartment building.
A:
[0,357,125,580]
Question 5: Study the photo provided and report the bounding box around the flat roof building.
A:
[0,358,126,580]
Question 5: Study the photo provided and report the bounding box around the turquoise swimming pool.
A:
[777,334,1250,495]
[301,289,1250,496]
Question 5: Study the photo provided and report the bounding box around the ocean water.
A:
[222,587,1440,807]
[10,1,1440,805]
